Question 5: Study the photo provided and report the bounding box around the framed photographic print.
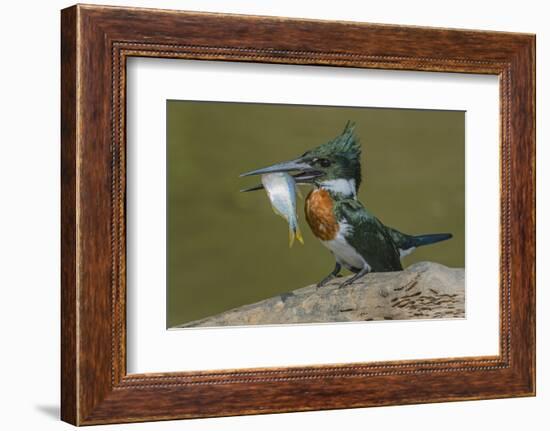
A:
[61,4,535,425]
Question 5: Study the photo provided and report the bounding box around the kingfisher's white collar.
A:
[319,179,357,198]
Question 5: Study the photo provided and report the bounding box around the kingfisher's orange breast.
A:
[305,189,339,241]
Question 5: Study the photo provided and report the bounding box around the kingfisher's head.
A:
[241,122,362,197]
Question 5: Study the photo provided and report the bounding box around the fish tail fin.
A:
[288,222,304,247]
[295,224,304,245]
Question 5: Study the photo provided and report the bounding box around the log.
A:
[175,262,465,328]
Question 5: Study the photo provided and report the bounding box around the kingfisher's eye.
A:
[319,158,331,168]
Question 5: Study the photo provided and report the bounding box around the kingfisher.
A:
[241,122,452,288]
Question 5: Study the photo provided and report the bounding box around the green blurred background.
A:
[167,101,465,328]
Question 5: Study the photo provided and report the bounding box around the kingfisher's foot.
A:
[317,262,342,288]
[338,268,369,289]
[317,276,333,288]
[338,278,357,289]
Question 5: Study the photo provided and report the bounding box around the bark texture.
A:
[176,262,465,328]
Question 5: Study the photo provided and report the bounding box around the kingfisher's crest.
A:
[303,121,361,162]
[301,121,362,190]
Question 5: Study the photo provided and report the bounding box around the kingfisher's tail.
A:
[413,233,453,247]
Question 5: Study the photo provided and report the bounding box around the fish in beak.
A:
[239,157,323,192]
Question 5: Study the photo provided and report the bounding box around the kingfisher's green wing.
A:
[334,199,403,272]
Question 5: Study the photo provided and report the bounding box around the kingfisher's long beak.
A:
[240,158,311,177]
[240,157,323,192]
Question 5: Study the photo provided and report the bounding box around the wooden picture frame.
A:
[61,4,535,425]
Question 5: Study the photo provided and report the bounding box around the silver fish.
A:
[261,173,304,247]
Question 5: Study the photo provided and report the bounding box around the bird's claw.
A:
[339,277,366,289]
[338,279,354,289]
[316,279,330,288]
[317,263,343,288]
